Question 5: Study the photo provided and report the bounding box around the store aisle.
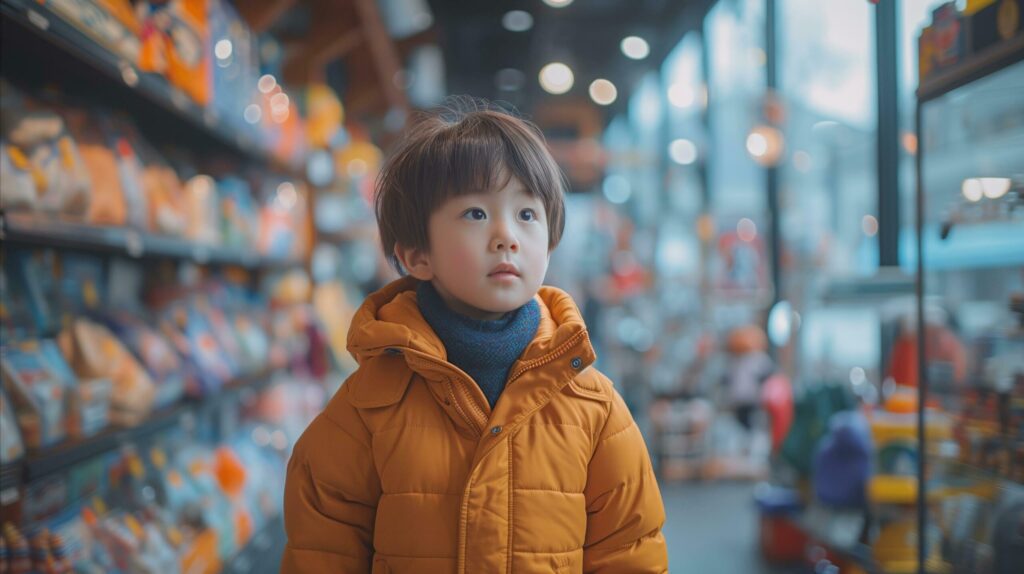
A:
[661,481,796,574]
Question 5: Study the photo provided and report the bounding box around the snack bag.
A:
[0,388,26,463]
[183,175,220,245]
[61,109,128,226]
[58,318,156,426]
[1,341,68,449]
[41,0,142,64]
[136,0,211,105]
[1,87,92,216]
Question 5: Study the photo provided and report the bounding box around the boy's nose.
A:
[490,235,519,252]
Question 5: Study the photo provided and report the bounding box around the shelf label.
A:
[170,89,189,111]
[118,61,139,87]
[192,245,211,264]
[0,487,19,505]
[27,9,49,31]
[125,231,144,258]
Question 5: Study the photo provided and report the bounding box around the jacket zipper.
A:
[446,381,482,435]
[507,330,589,384]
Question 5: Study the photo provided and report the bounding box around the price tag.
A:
[0,487,19,505]
[170,89,189,111]
[27,9,49,31]
[125,230,144,258]
[192,245,211,264]
[118,61,139,87]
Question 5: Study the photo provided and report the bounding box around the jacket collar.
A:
[347,276,596,402]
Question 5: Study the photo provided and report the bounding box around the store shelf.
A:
[0,0,300,176]
[226,515,286,574]
[1,213,302,269]
[0,370,277,490]
[917,34,1024,102]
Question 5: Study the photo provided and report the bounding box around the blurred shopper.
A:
[724,325,775,432]
[281,100,668,573]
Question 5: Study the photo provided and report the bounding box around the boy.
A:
[281,101,668,573]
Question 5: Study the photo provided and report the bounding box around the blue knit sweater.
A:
[416,281,540,409]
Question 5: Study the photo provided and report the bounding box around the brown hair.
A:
[375,98,567,273]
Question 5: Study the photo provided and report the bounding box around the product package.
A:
[1,341,69,449]
[95,311,186,410]
[58,318,157,427]
[0,83,92,217]
[40,0,141,65]
[39,339,113,439]
[136,0,211,105]
[61,108,128,226]
[183,175,221,245]
[217,176,259,250]
[0,388,26,463]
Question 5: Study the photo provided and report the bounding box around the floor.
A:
[661,480,799,574]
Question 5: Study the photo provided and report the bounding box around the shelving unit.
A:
[1,212,303,269]
[0,370,278,505]
[0,0,301,176]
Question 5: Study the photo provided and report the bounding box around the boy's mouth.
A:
[488,263,521,277]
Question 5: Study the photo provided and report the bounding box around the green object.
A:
[780,383,855,476]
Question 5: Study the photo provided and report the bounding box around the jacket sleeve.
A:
[280,383,381,573]
[582,389,668,573]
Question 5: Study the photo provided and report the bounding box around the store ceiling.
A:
[426,0,715,119]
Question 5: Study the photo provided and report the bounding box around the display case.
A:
[915,35,1024,574]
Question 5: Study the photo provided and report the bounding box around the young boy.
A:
[281,101,668,573]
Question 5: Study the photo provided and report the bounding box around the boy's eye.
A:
[463,208,487,221]
[519,208,537,222]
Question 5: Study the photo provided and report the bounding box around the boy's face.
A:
[397,175,550,320]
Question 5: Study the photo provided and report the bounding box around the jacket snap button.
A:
[570,357,583,370]
[490,426,502,435]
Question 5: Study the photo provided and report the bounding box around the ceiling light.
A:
[668,83,696,108]
[669,139,697,165]
[258,74,277,94]
[502,10,533,32]
[621,36,650,60]
[539,62,574,95]
[542,0,574,7]
[214,39,233,61]
[979,177,1011,199]
[589,79,617,105]
[961,178,983,202]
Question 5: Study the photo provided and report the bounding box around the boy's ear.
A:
[394,244,434,281]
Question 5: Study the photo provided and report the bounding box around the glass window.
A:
[705,0,771,319]
[777,0,877,282]
[898,0,948,269]
[776,0,877,382]
[706,0,767,215]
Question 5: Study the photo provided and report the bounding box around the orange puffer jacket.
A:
[281,277,668,573]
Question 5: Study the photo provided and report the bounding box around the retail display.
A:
[0,2,360,571]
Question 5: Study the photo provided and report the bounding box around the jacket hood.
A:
[347,276,594,370]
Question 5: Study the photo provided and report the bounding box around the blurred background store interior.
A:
[0,0,1022,572]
